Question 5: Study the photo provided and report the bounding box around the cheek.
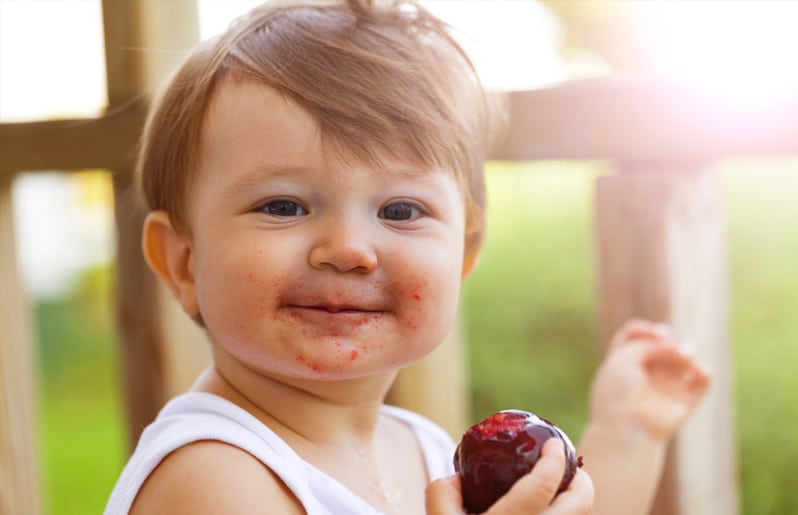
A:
[194,244,283,334]
[395,259,462,337]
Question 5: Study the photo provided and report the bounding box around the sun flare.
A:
[638,1,798,106]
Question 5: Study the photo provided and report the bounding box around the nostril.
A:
[308,240,378,273]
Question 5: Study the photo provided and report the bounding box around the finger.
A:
[425,476,466,515]
[610,318,674,351]
[668,345,713,393]
[544,469,594,515]
[644,346,713,402]
[682,359,713,396]
[486,438,565,514]
[645,344,710,380]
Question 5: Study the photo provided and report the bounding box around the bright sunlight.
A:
[637,1,798,107]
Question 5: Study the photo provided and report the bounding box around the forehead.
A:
[201,78,318,164]
[201,77,455,178]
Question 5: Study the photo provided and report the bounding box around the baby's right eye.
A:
[259,199,308,217]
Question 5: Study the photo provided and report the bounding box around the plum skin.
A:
[454,410,583,514]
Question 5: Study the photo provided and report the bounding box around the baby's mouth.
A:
[297,304,380,314]
[283,300,383,313]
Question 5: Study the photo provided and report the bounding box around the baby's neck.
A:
[192,361,398,447]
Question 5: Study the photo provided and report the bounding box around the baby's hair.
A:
[137,0,503,255]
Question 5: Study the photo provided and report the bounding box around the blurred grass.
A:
[462,161,605,439]
[36,159,798,514]
[35,267,126,515]
[723,160,798,515]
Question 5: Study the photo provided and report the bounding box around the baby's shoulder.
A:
[130,440,305,515]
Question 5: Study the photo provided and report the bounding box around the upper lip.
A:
[284,299,385,313]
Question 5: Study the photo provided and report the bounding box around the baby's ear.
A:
[462,202,484,280]
[460,245,479,281]
[460,234,482,281]
[141,211,200,317]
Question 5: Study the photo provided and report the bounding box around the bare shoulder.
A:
[130,440,305,515]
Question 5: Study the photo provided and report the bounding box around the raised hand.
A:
[589,318,712,440]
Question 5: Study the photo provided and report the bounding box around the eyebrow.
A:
[223,160,443,197]
[222,163,313,195]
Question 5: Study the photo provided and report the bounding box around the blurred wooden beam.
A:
[0,106,144,177]
[5,76,798,178]
[0,176,40,515]
[595,163,739,515]
[491,77,798,161]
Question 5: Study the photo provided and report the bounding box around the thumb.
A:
[426,476,466,515]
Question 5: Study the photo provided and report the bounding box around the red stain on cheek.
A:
[404,316,420,331]
[399,277,429,330]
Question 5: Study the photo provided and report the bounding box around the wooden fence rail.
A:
[4,1,798,514]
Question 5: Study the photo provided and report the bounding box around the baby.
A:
[105,1,709,513]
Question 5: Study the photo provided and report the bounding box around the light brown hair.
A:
[137,0,503,256]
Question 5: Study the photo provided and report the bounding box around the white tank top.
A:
[104,392,456,514]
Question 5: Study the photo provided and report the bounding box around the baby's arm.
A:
[578,319,711,515]
[426,438,594,514]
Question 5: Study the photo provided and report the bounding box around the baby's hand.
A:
[426,439,593,514]
[589,318,712,441]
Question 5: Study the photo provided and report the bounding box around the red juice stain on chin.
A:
[297,353,323,373]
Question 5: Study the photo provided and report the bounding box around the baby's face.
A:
[183,79,466,379]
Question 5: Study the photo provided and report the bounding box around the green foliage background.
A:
[36,160,798,515]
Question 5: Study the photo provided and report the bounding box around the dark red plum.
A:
[454,410,583,514]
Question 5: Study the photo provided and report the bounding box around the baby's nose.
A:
[308,219,378,273]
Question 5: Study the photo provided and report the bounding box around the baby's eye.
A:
[260,199,308,217]
[378,202,423,222]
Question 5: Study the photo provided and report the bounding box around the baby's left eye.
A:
[378,202,423,222]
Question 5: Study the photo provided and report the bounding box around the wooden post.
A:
[595,163,738,515]
[0,175,40,515]
[102,0,202,104]
[103,0,209,448]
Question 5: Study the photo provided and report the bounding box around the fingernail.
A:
[652,323,671,338]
